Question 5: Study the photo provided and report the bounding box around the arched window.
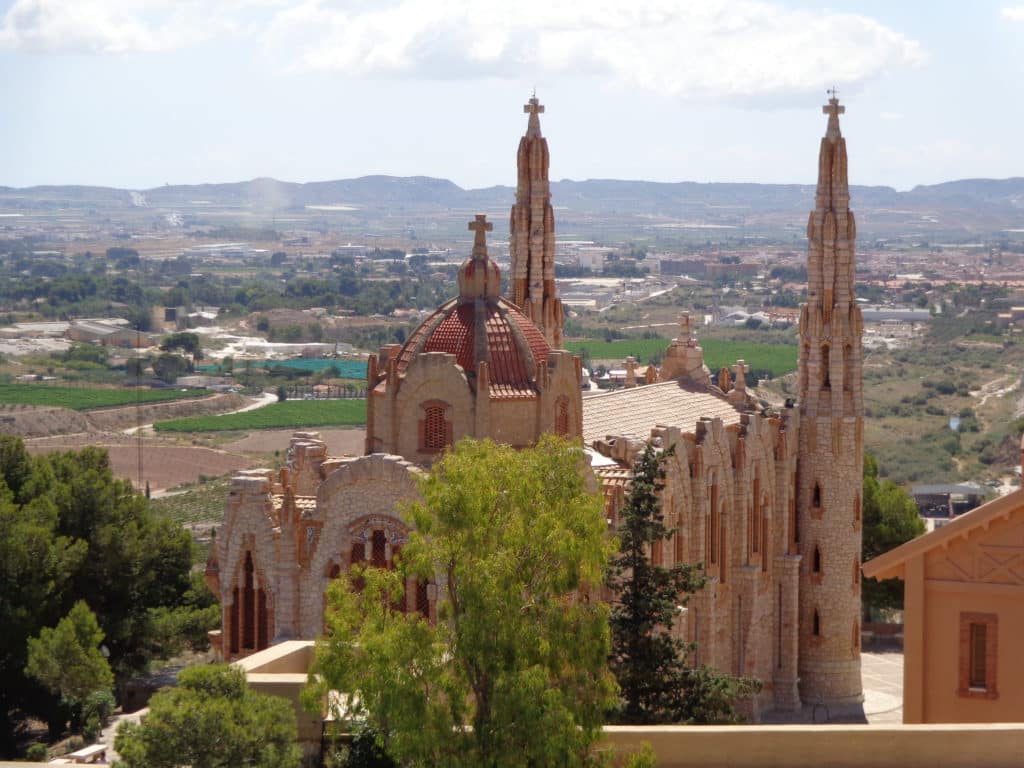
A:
[750,481,762,556]
[821,345,831,389]
[776,585,783,670]
[651,538,663,567]
[761,494,770,572]
[555,395,570,437]
[843,344,853,392]
[813,546,822,573]
[231,550,269,656]
[853,558,860,586]
[813,609,821,637]
[346,523,433,621]
[709,484,719,567]
[719,518,727,584]
[812,482,822,508]
[419,401,452,454]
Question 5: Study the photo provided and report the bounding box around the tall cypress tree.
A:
[607,443,760,724]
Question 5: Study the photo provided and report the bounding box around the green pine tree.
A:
[607,443,760,724]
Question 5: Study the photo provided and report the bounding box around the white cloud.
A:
[0,0,924,106]
[0,0,249,53]
[1001,6,1024,21]
[261,0,924,105]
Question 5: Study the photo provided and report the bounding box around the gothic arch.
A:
[302,454,425,636]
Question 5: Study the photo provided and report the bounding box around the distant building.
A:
[912,484,987,519]
[66,320,143,348]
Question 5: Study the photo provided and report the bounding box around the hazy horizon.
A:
[2,1,1023,192]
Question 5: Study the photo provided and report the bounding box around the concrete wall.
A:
[235,641,321,748]
[599,724,1024,768]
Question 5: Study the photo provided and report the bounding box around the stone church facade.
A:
[206,96,863,718]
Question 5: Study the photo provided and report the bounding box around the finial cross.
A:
[469,214,493,257]
[524,96,544,116]
[823,86,845,117]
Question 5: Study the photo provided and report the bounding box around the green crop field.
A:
[0,383,207,410]
[565,338,798,378]
[154,399,367,432]
[149,476,233,565]
[150,476,232,527]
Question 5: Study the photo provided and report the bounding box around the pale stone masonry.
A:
[207,95,863,720]
[509,95,564,349]
[795,95,864,706]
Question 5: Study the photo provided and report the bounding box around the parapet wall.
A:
[231,643,1024,768]
[600,723,1024,768]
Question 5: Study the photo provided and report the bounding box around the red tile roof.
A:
[393,296,549,397]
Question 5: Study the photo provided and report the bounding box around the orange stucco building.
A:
[863,461,1024,723]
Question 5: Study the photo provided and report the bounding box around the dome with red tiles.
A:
[395,296,551,399]
[390,213,552,399]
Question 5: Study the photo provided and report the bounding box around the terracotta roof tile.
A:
[392,296,548,395]
[423,302,476,371]
[581,380,741,446]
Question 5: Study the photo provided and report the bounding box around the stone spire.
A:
[795,93,864,709]
[509,94,564,348]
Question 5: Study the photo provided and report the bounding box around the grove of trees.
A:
[0,437,214,756]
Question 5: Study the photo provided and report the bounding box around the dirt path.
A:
[123,391,277,435]
[971,375,1017,411]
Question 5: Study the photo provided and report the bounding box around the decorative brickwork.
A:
[419,400,452,454]
[796,95,864,706]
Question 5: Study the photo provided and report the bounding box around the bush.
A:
[25,743,48,762]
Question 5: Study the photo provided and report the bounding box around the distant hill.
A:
[3,176,1022,215]
[2,177,1022,243]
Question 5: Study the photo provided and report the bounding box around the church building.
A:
[205,94,864,719]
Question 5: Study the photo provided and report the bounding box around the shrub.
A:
[25,743,48,762]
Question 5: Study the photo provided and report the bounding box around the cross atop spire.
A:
[524,94,544,138]
[469,214,493,258]
[823,88,845,140]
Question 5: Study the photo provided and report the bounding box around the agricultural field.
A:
[154,399,367,432]
[0,383,207,410]
[566,338,798,379]
[150,475,234,565]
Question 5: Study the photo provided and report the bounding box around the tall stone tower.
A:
[796,93,864,706]
[509,94,564,348]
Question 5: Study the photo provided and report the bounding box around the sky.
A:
[1,0,1022,191]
